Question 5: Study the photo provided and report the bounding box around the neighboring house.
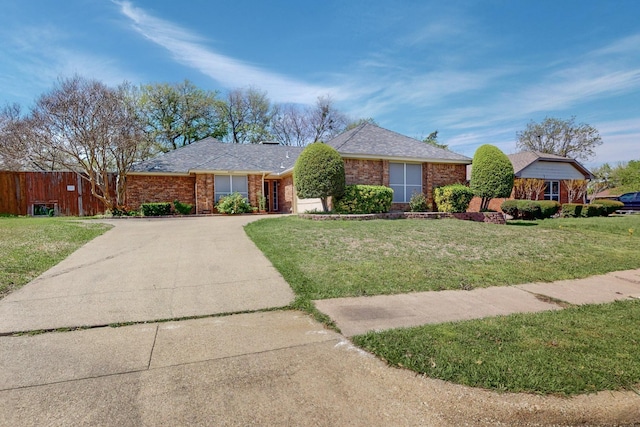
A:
[468,151,594,212]
[128,123,472,214]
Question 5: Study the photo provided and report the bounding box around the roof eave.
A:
[127,171,192,177]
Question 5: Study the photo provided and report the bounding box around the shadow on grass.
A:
[506,220,538,227]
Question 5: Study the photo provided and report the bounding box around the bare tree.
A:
[27,76,150,210]
[217,87,272,143]
[516,116,603,162]
[270,103,312,146]
[308,96,348,143]
[564,179,587,204]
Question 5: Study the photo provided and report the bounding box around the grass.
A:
[245,215,640,300]
[352,300,640,396]
[246,214,640,395]
[0,217,111,299]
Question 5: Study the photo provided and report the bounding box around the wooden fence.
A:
[0,171,114,216]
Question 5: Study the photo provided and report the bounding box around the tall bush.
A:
[469,145,514,211]
[294,142,345,212]
[433,184,474,213]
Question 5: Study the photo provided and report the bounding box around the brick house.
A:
[127,123,472,213]
[468,151,594,212]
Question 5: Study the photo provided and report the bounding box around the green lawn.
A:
[246,214,640,395]
[0,217,111,299]
[353,300,640,396]
[245,215,640,300]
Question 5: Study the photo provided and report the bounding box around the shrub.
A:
[592,199,624,215]
[583,204,604,217]
[537,200,561,218]
[561,203,583,218]
[469,145,514,211]
[216,192,252,214]
[111,206,138,217]
[502,200,559,219]
[517,201,542,220]
[500,200,520,218]
[409,192,429,212]
[434,184,474,213]
[173,200,193,215]
[294,142,345,212]
[141,202,172,216]
[334,185,393,214]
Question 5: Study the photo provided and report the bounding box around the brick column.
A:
[195,174,214,213]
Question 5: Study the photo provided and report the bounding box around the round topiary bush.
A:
[470,145,514,211]
[294,142,345,212]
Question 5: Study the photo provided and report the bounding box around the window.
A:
[389,163,422,203]
[214,175,248,201]
[544,180,560,201]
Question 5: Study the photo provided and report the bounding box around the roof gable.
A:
[507,151,593,179]
[326,123,471,163]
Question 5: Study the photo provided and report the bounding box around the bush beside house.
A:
[434,184,474,213]
[334,185,393,214]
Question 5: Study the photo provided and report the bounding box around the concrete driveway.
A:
[0,216,294,334]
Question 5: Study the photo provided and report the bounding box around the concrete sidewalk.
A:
[3,310,638,426]
[0,216,294,334]
[314,269,640,336]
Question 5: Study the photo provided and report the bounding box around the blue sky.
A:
[1,0,639,167]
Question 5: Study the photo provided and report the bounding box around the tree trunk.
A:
[321,197,329,213]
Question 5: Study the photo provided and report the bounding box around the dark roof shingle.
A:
[326,123,471,163]
[132,138,302,174]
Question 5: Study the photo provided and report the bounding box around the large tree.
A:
[470,144,514,211]
[217,87,272,143]
[516,116,603,161]
[139,80,226,152]
[25,76,150,210]
[270,103,310,146]
[270,97,350,146]
[0,104,31,170]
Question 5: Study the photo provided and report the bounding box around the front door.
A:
[263,181,279,212]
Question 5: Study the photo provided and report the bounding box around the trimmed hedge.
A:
[500,200,560,220]
[434,184,474,213]
[141,202,172,216]
[593,199,624,215]
[537,200,561,218]
[561,203,583,218]
[334,185,393,214]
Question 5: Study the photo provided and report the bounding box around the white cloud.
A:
[116,1,335,104]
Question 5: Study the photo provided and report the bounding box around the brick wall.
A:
[126,175,195,210]
[425,163,467,210]
[344,159,385,186]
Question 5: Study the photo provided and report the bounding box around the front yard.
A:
[245,215,640,300]
[246,214,640,395]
